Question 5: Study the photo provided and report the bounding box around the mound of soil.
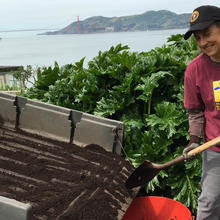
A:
[0,127,137,220]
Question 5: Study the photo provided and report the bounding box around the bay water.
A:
[0,28,186,68]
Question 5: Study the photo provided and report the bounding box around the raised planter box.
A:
[0,92,137,219]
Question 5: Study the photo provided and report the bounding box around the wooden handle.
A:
[188,136,220,156]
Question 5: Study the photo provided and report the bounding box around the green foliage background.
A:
[17,34,201,215]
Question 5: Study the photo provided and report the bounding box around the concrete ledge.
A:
[0,92,17,129]
[0,66,22,73]
[0,196,32,220]
[17,98,72,143]
[73,113,124,154]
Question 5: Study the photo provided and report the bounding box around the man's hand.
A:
[183,143,199,161]
[183,135,201,162]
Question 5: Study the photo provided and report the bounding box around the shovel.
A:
[126,136,220,189]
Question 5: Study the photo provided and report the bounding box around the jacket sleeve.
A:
[188,109,205,138]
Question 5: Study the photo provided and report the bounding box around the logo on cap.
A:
[190,10,199,23]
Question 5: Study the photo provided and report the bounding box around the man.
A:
[183,5,220,220]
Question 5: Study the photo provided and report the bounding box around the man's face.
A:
[193,23,220,62]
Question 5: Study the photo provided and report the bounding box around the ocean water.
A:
[0,28,186,67]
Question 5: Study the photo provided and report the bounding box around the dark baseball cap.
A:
[184,5,220,40]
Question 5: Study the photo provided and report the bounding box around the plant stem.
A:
[148,96,152,115]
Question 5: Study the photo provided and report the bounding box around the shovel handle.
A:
[188,136,220,156]
[159,136,220,169]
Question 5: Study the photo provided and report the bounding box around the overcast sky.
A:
[1,0,220,31]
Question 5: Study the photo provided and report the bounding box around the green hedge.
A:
[17,34,200,214]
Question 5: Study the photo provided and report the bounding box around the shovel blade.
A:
[125,160,161,189]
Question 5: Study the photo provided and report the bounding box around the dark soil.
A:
[0,127,136,220]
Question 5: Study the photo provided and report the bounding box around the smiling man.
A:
[183,5,220,220]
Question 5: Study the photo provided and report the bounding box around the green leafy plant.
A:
[19,35,200,215]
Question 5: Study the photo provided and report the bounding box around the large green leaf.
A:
[145,101,183,138]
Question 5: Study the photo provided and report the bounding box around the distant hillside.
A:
[43,10,191,35]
